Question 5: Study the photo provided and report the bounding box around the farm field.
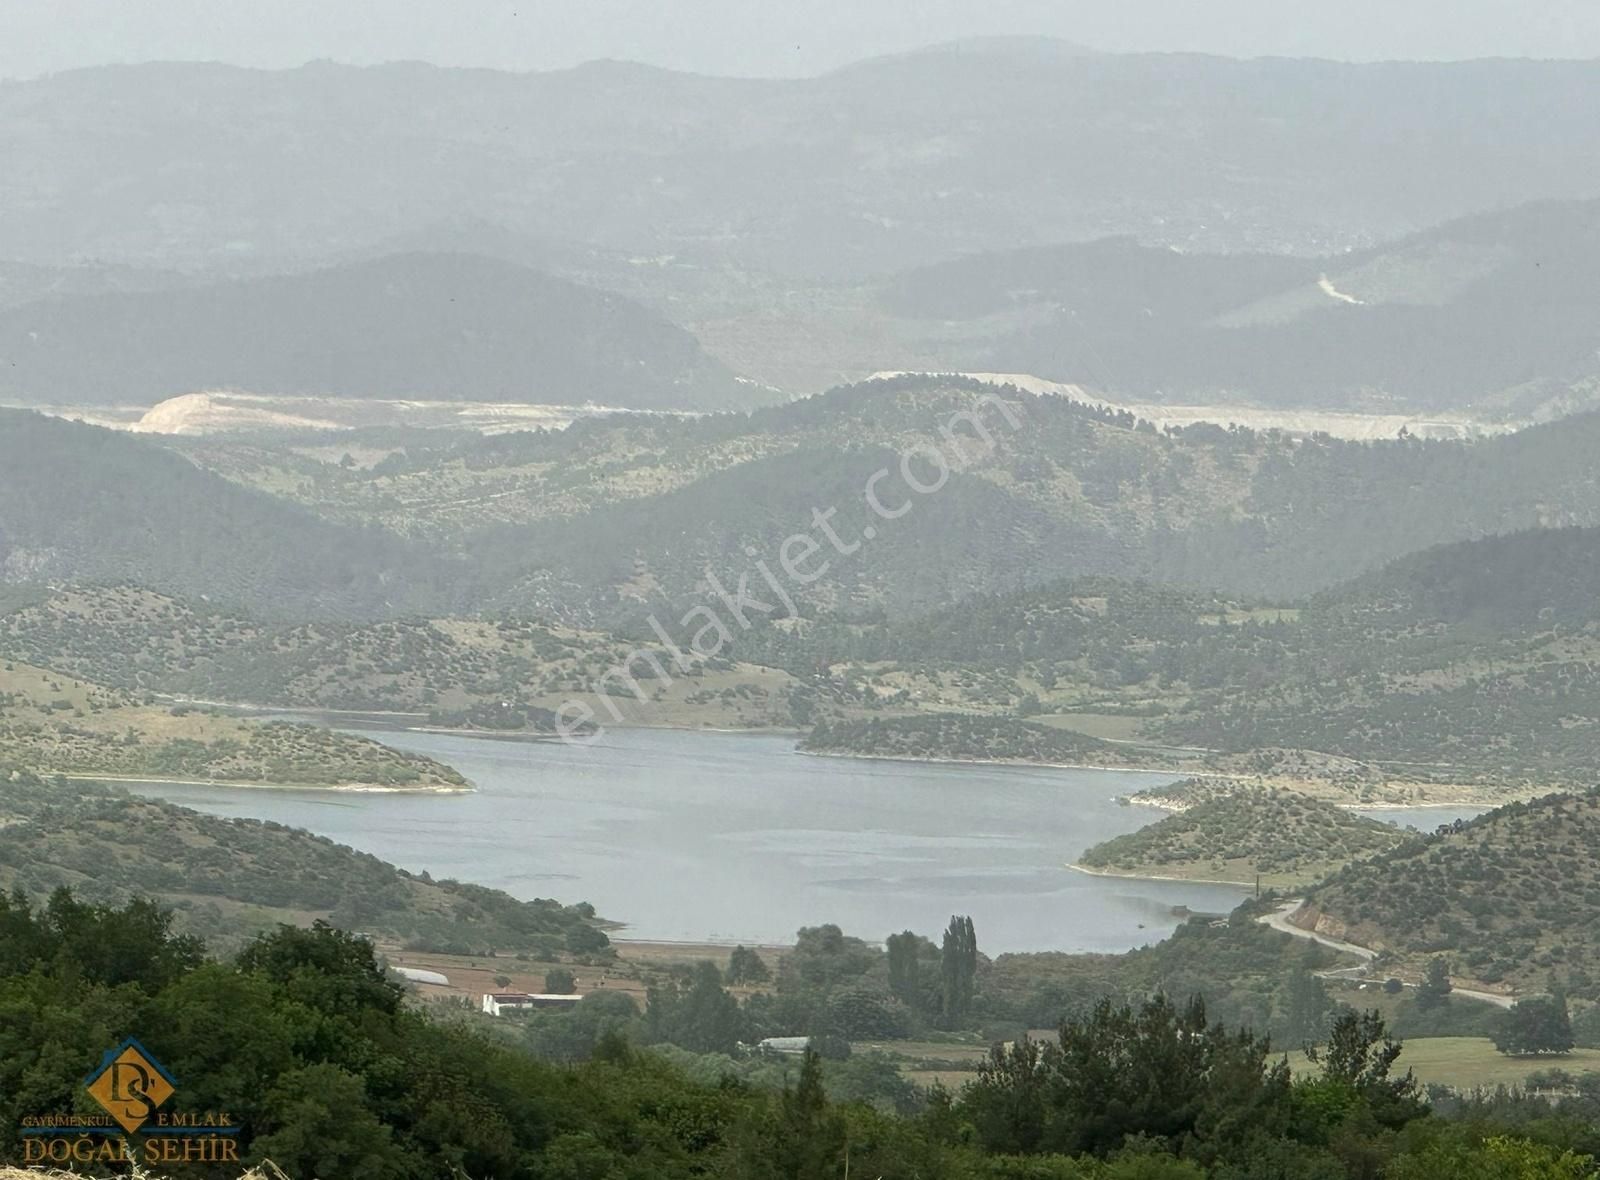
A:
[1287,1037,1600,1090]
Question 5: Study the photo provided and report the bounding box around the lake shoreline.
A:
[163,699,1554,809]
[128,726,1258,956]
[798,746,1186,777]
[1064,862,1256,888]
[60,772,471,795]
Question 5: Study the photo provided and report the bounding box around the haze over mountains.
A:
[7,45,1600,272]
[12,22,1600,1178]
[13,377,1600,625]
[0,409,440,617]
[4,40,1600,851]
[867,199,1600,417]
[9,196,1600,416]
[0,252,749,410]
[1,44,1597,417]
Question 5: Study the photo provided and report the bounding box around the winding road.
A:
[1259,900,1514,1009]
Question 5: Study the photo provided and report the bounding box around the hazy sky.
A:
[5,0,1600,80]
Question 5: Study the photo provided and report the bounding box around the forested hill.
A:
[735,577,1262,672]
[458,384,1600,618]
[0,658,468,790]
[1153,527,1600,781]
[1301,791,1600,998]
[0,769,606,954]
[748,523,1600,787]
[19,380,1600,625]
[800,713,1146,768]
[875,198,1600,416]
[1077,788,1413,888]
[0,585,780,730]
[0,409,450,619]
[0,252,750,410]
[1314,525,1600,631]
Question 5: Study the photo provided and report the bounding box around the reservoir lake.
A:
[125,726,1461,954]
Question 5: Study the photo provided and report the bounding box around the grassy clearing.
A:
[535,661,800,732]
[903,1068,982,1092]
[1033,712,1153,742]
[856,1030,1062,1089]
[1286,1037,1600,1090]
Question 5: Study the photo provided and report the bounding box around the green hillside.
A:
[728,575,1284,686]
[0,409,446,618]
[1077,787,1413,887]
[0,768,604,954]
[799,712,1144,768]
[1303,791,1600,997]
[0,659,467,790]
[433,382,1600,615]
[1159,527,1600,783]
[1317,524,1600,630]
[0,585,801,731]
[757,525,1600,790]
[143,377,1600,617]
[23,378,1600,625]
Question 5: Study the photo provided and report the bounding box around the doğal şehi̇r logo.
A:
[18,1037,240,1167]
[84,1038,178,1133]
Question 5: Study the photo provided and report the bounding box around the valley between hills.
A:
[14,40,1600,1180]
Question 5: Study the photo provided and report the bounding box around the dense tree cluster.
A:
[1495,990,1577,1057]
[5,889,1598,1179]
[802,714,1132,767]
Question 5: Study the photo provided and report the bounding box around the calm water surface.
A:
[132,727,1263,952]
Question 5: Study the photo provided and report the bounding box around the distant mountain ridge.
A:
[18,377,1600,628]
[454,381,1600,618]
[7,53,1600,276]
[0,252,749,410]
[870,199,1600,416]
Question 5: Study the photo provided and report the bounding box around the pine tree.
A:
[1278,963,1333,1047]
[1415,957,1453,1011]
[771,1050,846,1179]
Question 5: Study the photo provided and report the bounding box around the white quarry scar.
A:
[1318,275,1366,305]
